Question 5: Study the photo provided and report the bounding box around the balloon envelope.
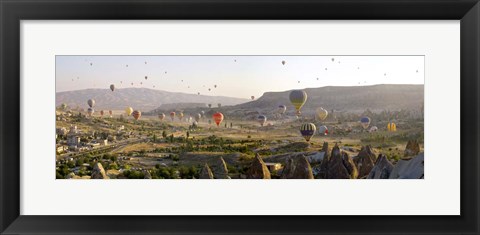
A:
[125,107,133,116]
[257,115,267,126]
[289,90,307,115]
[212,112,224,126]
[300,123,316,142]
[316,107,328,120]
[318,125,328,135]
[159,113,165,120]
[278,105,287,114]
[132,110,141,120]
[87,99,95,108]
[87,108,94,116]
[360,117,371,129]
[195,113,201,122]
[110,84,115,91]
[170,112,176,121]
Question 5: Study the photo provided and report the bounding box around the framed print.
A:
[1,0,479,234]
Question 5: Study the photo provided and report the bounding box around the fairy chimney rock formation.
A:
[354,145,377,179]
[367,154,394,179]
[212,157,231,179]
[327,144,358,179]
[281,155,314,179]
[317,142,330,179]
[199,163,214,179]
[246,154,271,179]
[404,140,420,157]
[91,163,109,179]
[389,153,424,179]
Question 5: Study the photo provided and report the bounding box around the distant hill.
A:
[56,88,249,112]
[149,84,424,117]
[235,84,423,115]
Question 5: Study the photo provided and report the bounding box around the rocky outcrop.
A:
[65,172,76,179]
[246,154,271,179]
[389,153,424,179]
[281,155,314,179]
[327,145,358,179]
[354,145,377,179]
[404,140,421,157]
[316,142,330,179]
[199,163,214,179]
[143,170,152,179]
[367,154,394,179]
[91,163,109,179]
[212,157,231,179]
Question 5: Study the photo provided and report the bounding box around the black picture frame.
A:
[1,0,479,234]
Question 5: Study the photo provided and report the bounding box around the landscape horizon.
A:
[56,55,424,180]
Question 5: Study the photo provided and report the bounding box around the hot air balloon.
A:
[131,82,134,86]
[145,76,148,80]
[170,112,176,121]
[360,117,371,129]
[217,103,221,108]
[109,110,113,116]
[282,60,286,65]
[132,110,141,120]
[145,61,147,64]
[90,62,93,66]
[214,85,217,88]
[125,107,133,116]
[387,122,397,132]
[201,110,205,116]
[178,112,184,121]
[331,58,334,62]
[100,110,104,117]
[369,126,378,133]
[87,99,95,108]
[289,90,307,115]
[60,103,67,110]
[158,113,166,121]
[257,115,267,126]
[212,112,224,126]
[208,88,211,91]
[87,108,94,117]
[318,125,328,136]
[195,113,201,122]
[251,96,255,100]
[126,64,128,67]
[110,84,115,91]
[316,107,328,120]
[208,119,212,125]
[278,105,286,114]
[300,123,316,142]
[208,104,212,108]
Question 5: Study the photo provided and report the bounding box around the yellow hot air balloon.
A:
[289,90,307,115]
[316,107,328,121]
[387,122,397,132]
[125,107,133,116]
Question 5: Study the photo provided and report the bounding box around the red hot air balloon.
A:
[132,110,141,120]
[212,112,224,127]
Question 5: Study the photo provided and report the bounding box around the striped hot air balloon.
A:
[158,113,166,121]
[257,115,267,127]
[300,123,316,142]
[212,112,224,126]
[170,112,176,121]
[132,110,141,120]
[178,112,184,121]
[360,117,371,129]
[289,90,307,116]
[87,108,94,117]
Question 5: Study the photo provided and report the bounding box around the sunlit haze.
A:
[56,56,424,99]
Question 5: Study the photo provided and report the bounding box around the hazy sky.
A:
[56,56,424,99]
